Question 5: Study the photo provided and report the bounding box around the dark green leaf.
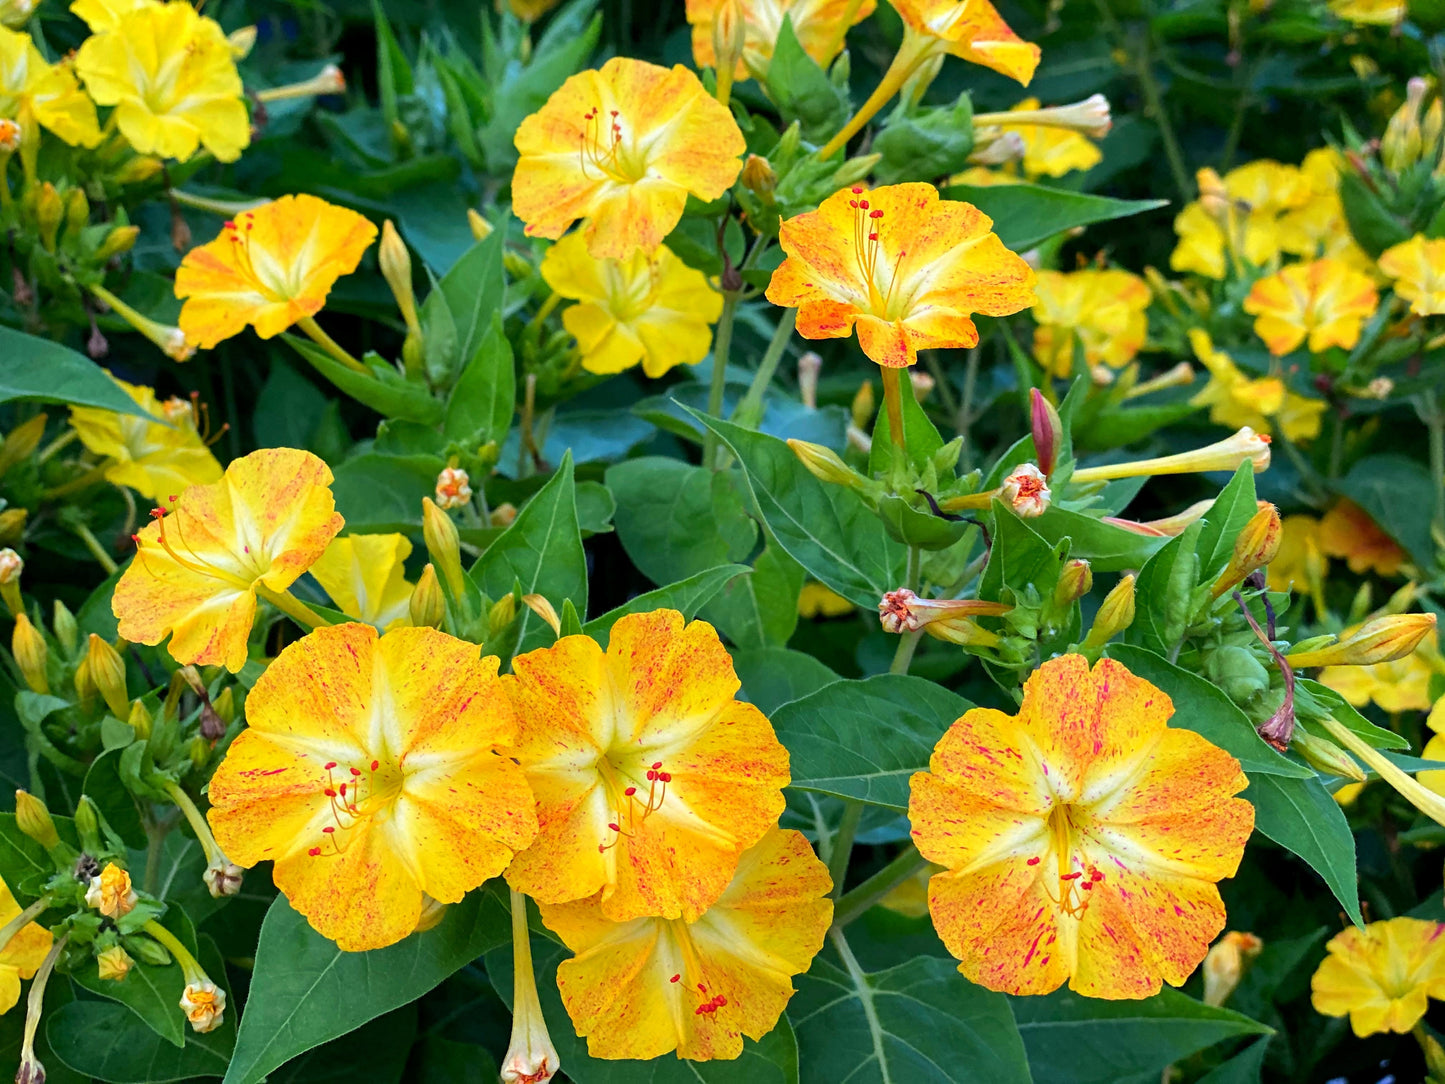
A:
[765,16,849,142]
[942,184,1168,252]
[444,314,515,445]
[1026,509,1169,573]
[707,541,804,649]
[264,1005,417,1084]
[733,647,841,715]
[582,565,751,642]
[330,452,442,532]
[0,329,148,415]
[82,748,147,850]
[1247,773,1362,925]
[1333,453,1436,571]
[437,233,506,369]
[284,336,443,425]
[1194,465,1258,582]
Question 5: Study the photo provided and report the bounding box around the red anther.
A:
[624,786,637,796]
[1026,857,1040,866]
[868,232,878,241]
[309,846,322,856]
[611,109,618,116]
[325,761,336,769]
[1090,869,1104,882]
[608,823,620,832]
[131,534,141,544]
[1060,871,1082,881]
[851,186,863,193]
[223,220,235,229]
[324,788,336,798]
[350,767,362,776]
[168,494,178,502]
[859,200,869,209]
[339,783,347,796]
[646,771,657,781]
[370,760,379,771]
[849,200,858,208]
[322,826,335,834]
[149,508,166,519]
[670,974,680,983]
[658,772,671,783]
[1081,882,1093,891]
[652,762,663,769]
[870,209,884,219]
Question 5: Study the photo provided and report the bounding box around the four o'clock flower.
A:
[1312,917,1445,1036]
[685,0,877,84]
[767,183,1036,368]
[998,462,1051,517]
[1070,426,1272,484]
[1243,257,1379,356]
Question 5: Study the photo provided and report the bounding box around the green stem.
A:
[1134,33,1192,204]
[732,308,798,426]
[889,629,923,675]
[833,847,930,928]
[702,290,740,471]
[297,316,368,375]
[143,819,169,896]
[255,584,330,631]
[45,464,109,501]
[1425,394,1445,536]
[143,919,204,981]
[904,544,921,593]
[827,800,863,898]
[160,780,221,866]
[36,430,77,465]
[72,522,118,575]
[818,35,927,159]
[168,189,267,217]
[1328,410,1346,482]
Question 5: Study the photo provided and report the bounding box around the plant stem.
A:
[890,629,923,675]
[144,819,169,896]
[45,464,109,501]
[255,585,330,631]
[818,35,927,159]
[143,919,204,980]
[1424,393,1445,536]
[298,316,368,374]
[702,290,740,470]
[168,189,267,217]
[881,365,906,473]
[827,800,863,898]
[72,522,118,575]
[732,308,797,426]
[834,846,930,928]
[160,780,222,867]
[1133,33,1192,204]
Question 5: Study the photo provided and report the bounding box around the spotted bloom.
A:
[1187,330,1327,442]
[504,609,789,923]
[540,828,832,1060]
[1317,499,1404,577]
[207,623,537,951]
[0,874,51,1015]
[908,654,1253,998]
[175,195,377,349]
[890,0,1040,85]
[74,0,248,162]
[1378,234,1445,316]
[308,534,414,631]
[541,234,722,378]
[69,378,222,501]
[513,57,745,260]
[1031,269,1149,375]
[1243,258,1378,356]
[113,448,344,672]
[0,25,102,147]
[1312,918,1445,1036]
[687,0,876,82]
[767,183,1035,368]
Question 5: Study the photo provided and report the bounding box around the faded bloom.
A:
[991,96,1105,179]
[96,945,134,982]
[0,117,17,152]
[998,462,1050,517]
[180,979,226,1033]
[1203,932,1262,1007]
[1312,918,1445,1036]
[1379,235,1445,315]
[878,588,1011,636]
[1243,258,1379,356]
[202,860,243,899]
[70,378,222,500]
[85,862,137,918]
[0,549,20,585]
[434,467,472,509]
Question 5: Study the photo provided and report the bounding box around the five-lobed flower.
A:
[0,25,103,148]
[686,0,877,83]
[69,378,222,501]
[1312,917,1445,1036]
[308,533,415,631]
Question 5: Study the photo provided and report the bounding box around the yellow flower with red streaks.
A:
[1379,234,1445,316]
[1312,918,1445,1036]
[539,828,832,1060]
[687,0,877,82]
[1243,258,1379,356]
[503,609,789,923]
[1031,268,1149,375]
[0,25,103,148]
[908,653,1253,998]
[175,195,378,350]
[207,622,537,951]
[69,378,222,501]
[1317,499,1405,577]
[309,533,414,630]
[0,873,50,1014]
[112,448,344,672]
[512,57,745,260]
[540,234,722,378]
[766,183,1035,368]
[890,0,1040,85]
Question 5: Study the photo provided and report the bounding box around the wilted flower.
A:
[85,863,137,918]
[180,979,226,1033]
[96,945,134,982]
[998,462,1050,517]
[433,467,472,510]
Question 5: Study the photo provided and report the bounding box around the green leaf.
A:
[0,812,57,900]
[371,0,412,130]
[437,233,506,370]
[1246,773,1363,925]
[444,314,515,445]
[1198,1038,1269,1083]
[789,953,1032,1084]
[1106,645,1311,778]
[330,452,442,532]
[941,184,1168,252]
[70,909,199,1049]
[1299,680,1408,750]
[873,94,975,186]
[0,329,149,415]
[1025,509,1169,573]
[222,890,510,1084]
[772,675,968,810]
[708,540,804,649]
[471,451,586,653]
[1338,169,1412,257]
[582,565,751,642]
[1011,987,1269,1084]
[264,1005,417,1084]
[764,16,849,143]
[733,647,840,716]
[575,480,616,536]
[688,410,908,608]
[1333,453,1436,570]
[868,369,944,477]
[981,503,1061,605]
[284,336,443,425]
[1194,464,1258,582]
[82,747,147,850]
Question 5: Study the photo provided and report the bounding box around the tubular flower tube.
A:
[1318,717,1445,830]
[88,284,194,361]
[70,378,221,499]
[539,828,832,1060]
[1070,427,1271,484]
[878,589,1012,645]
[766,183,1036,368]
[1102,499,1216,538]
[1285,613,1437,668]
[142,920,226,1033]
[0,874,50,1014]
[503,609,790,923]
[686,0,877,83]
[501,890,560,1084]
[206,623,538,951]
[309,533,415,631]
[1312,918,1445,1037]
[512,57,745,260]
[908,654,1254,997]
[112,448,344,672]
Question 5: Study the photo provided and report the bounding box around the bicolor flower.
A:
[539,828,832,1060]
[0,25,102,147]
[686,0,876,82]
[1031,269,1149,375]
[767,183,1035,368]
[909,654,1254,998]
[0,874,51,1014]
[1379,234,1445,316]
[308,533,414,631]
[1243,258,1379,356]
[113,448,344,672]
[74,0,249,162]
[1312,918,1445,1036]
[504,609,790,923]
[175,195,378,349]
[887,0,1038,86]
[69,378,222,501]
[207,623,538,951]
[85,863,137,918]
[540,234,722,378]
[512,57,745,260]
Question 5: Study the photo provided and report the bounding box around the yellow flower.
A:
[540,828,831,1060]
[1277,149,1373,272]
[1419,700,1445,794]
[1317,499,1405,577]
[207,622,538,951]
[74,0,249,163]
[308,533,414,630]
[1379,234,1445,316]
[1031,268,1149,375]
[889,0,1040,86]
[0,26,102,147]
[1002,97,1101,179]
[1320,636,1435,713]
[180,980,226,1033]
[908,654,1254,998]
[540,234,722,378]
[1243,258,1379,356]
[513,57,745,260]
[0,874,51,1014]
[1267,514,1327,595]
[798,581,853,617]
[687,0,876,82]
[96,945,134,982]
[113,448,344,672]
[1312,918,1445,1036]
[1329,0,1404,23]
[85,862,137,918]
[767,182,1035,368]
[504,609,790,923]
[69,378,222,501]
[1186,330,1327,442]
[175,195,378,349]
[1169,161,1310,279]
[947,165,1024,186]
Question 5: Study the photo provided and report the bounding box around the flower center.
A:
[306,757,405,857]
[135,503,260,592]
[1041,802,1104,918]
[222,213,304,301]
[849,188,901,317]
[596,756,672,853]
[605,255,664,322]
[578,108,644,185]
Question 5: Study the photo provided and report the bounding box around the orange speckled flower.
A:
[207,623,537,951]
[890,0,1040,86]
[1312,918,1445,1036]
[1317,499,1405,577]
[504,609,789,923]
[1242,258,1379,356]
[766,183,1035,368]
[512,57,745,260]
[540,828,832,1061]
[112,448,344,672]
[687,0,877,82]
[175,195,378,349]
[908,653,1254,999]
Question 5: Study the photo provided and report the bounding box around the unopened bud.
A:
[14,791,57,850]
[1082,574,1136,650]
[503,250,533,279]
[490,502,518,528]
[1030,390,1064,477]
[1383,76,1430,172]
[111,157,164,185]
[379,220,420,337]
[909,370,935,403]
[48,601,74,657]
[850,381,875,428]
[0,414,46,481]
[488,594,517,639]
[211,687,235,724]
[998,463,1050,518]
[12,613,47,694]
[0,119,19,154]
[1291,731,1366,782]
[35,182,62,252]
[127,700,151,740]
[0,509,25,546]
[227,24,257,58]
[467,209,493,242]
[1054,559,1093,606]
[741,154,777,199]
[97,945,135,982]
[521,594,562,637]
[1102,498,1215,538]
[0,549,21,616]
[125,934,171,967]
[787,439,866,490]
[710,0,746,82]
[797,352,821,410]
[967,130,1025,166]
[410,564,445,629]
[63,188,89,240]
[85,634,129,719]
[414,894,447,933]
[1211,503,1282,598]
[1201,932,1262,1007]
[833,152,883,188]
[422,498,466,602]
[85,862,137,918]
[1286,612,1437,668]
[434,466,472,509]
[93,224,140,263]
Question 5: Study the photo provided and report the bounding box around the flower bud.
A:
[34,182,62,252]
[0,549,21,617]
[0,118,19,154]
[1201,932,1262,1007]
[797,352,821,410]
[211,686,235,724]
[112,157,165,187]
[125,934,171,967]
[488,594,517,639]
[909,370,935,403]
[203,859,244,899]
[877,589,1011,643]
[97,945,135,982]
[832,153,883,189]
[467,209,493,242]
[1211,503,1282,598]
[521,594,562,637]
[434,466,472,510]
[741,154,777,200]
[85,634,129,719]
[710,0,746,83]
[127,700,152,740]
[850,381,875,429]
[1102,498,1214,538]
[46,601,73,658]
[414,894,447,934]
[0,509,25,547]
[1053,559,1093,607]
[63,187,88,240]
[73,797,101,856]
[422,497,467,602]
[11,613,47,694]
[379,220,420,337]
[1072,427,1271,484]
[787,439,867,490]
[491,502,518,528]
[967,130,1025,166]
[1383,76,1429,172]
[1290,731,1366,782]
[1286,612,1437,668]
[85,862,137,918]
[14,791,57,850]
[180,980,226,1033]
[227,24,257,57]
[978,94,1112,139]
[1030,390,1063,477]
[1082,574,1136,650]
[0,414,45,481]
[410,564,445,629]
[998,463,1051,518]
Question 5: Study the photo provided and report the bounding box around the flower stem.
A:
[297,316,368,375]
[18,932,66,1081]
[143,919,205,981]
[1132,31,1192,204]
[827,800,863,899]
[715,65,735,106]
[702,290,740,471]
[889,629,923,675]
[255,584,331,631]
[880,365,906,466]
[1320,716,1445,828]
[71,522,118,575]
[818,36,927,160]
[168,190,267,217]
[502,888,561,1084]
[833,846,930,928]
[160,780,222,867]
[732,308,797,427]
